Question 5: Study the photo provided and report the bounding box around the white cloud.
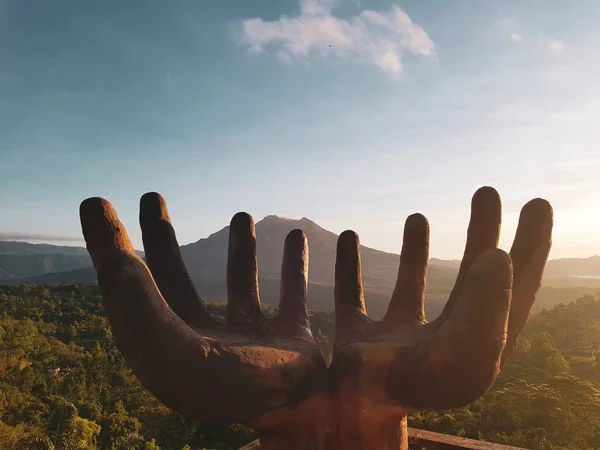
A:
[546,38,564,52]
[539,32,565,52]
[509,32,522,42]
[236,0,435,74]
[375,50,402,73]
[300,0,338,15]
[497,12,564,53]
[496,14,521,43]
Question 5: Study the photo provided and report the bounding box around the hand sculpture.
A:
[330,187,552,449]
[80,194,329,448]
[80,187,553,450]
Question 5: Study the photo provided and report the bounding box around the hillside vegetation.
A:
[1,284,600,449]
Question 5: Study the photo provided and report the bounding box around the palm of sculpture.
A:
[80,187,553,450]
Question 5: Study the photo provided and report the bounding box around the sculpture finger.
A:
[501,198,553,367]
[227,212,263,325]
[139,192,215,328]
[335,230,367,318]
[275,229,312,339]
[334,231,375,345]
[388,248,512,409]
[435,186,502,324]
[383,213,429,326]
[80,197,137,266]
[79,198,221,416]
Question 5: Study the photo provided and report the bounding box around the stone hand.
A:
[329,187,553,448]
[79,194,328,437]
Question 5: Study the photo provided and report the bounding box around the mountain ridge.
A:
[2,216,600,319]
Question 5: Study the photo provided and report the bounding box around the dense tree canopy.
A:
[1,285,599,449]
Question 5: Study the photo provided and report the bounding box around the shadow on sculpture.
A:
[79,186,553,450]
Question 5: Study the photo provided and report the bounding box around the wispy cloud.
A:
[509,32,522,42]
[300,0,338,15]
[496,13,522,44]
[236,0,435,74]
[497,10,564,52]
[0,231,83,242]
[541,35,564,52]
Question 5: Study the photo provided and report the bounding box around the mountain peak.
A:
[260,214,302,222]
[256,214,325,232]
[297,216,316,224]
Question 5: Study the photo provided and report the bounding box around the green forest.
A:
[1,285,600,449]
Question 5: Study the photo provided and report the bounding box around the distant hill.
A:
[0,267,15,280]
[1,218,455,319]
[0,241,143,281]
[427,256,600,279]
[10,267,99,285]
[0,254,92,279]
[3,220,600,320]
[429,258,461,268]
[0,241,90,255]
[179,215,411,287]
[544,256,600,278]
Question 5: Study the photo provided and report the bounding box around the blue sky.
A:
[1,0,600,259]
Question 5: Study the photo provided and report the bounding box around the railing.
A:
[238,427,526,449]
[407,428,526,449]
